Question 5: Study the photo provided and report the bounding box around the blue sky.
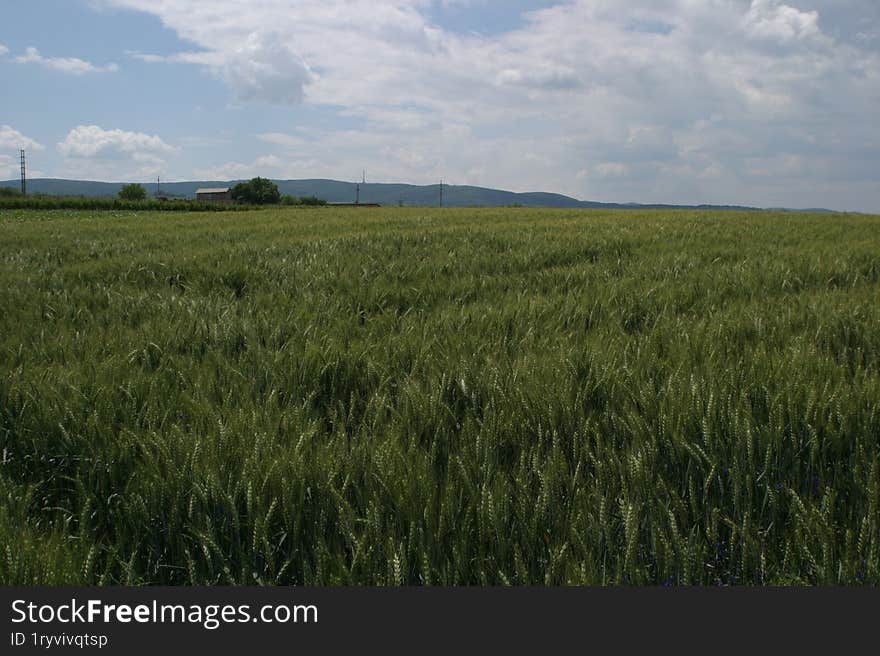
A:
[1,0,878,211]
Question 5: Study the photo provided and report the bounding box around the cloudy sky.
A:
[1,0,878,210]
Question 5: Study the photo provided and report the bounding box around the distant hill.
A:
[0,178,835,212]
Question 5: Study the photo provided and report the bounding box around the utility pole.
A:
[20,150,26,196]
[439,179,443,208]
[157,176,161,197]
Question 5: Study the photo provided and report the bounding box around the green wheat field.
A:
[1,206,878,585]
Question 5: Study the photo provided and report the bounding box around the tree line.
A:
[0,178,327,210]
[120,177,326,206]
[229,177,327,206]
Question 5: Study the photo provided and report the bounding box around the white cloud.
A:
[745,0,820,42]
[0,125,45,152]
[0,156,20,180]
[13,46,119,74]
[58,125,175,159]
[128,37,311,104]
[128,52,166,64]
[0,125,45,181]
[258,132,307,148]
[0,43,8,56]
[217,33,314,105]
[57,125,176,181]
[594,163,630,179]
[127,49,223,66]
[0,155,44,180]
[91,0,880,210]
[194,155,285,180]
[101,0,442,106]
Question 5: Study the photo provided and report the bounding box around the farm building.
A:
[195,187,232,203]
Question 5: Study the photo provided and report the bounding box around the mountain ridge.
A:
[0,178,837,213]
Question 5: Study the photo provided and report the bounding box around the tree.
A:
[119,184,147,201]
[230,177,281,205]
[281,194,327,206]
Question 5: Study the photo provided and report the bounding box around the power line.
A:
[20,149,26,196]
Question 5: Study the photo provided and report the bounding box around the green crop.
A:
[0,207,878,585]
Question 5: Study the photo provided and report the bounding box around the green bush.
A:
[280,195,328,207]
[119,184,147,201]
[231,177,281,205]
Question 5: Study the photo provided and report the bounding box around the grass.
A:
[0,206,878,585]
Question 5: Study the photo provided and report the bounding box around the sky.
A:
[0,0,878,211]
